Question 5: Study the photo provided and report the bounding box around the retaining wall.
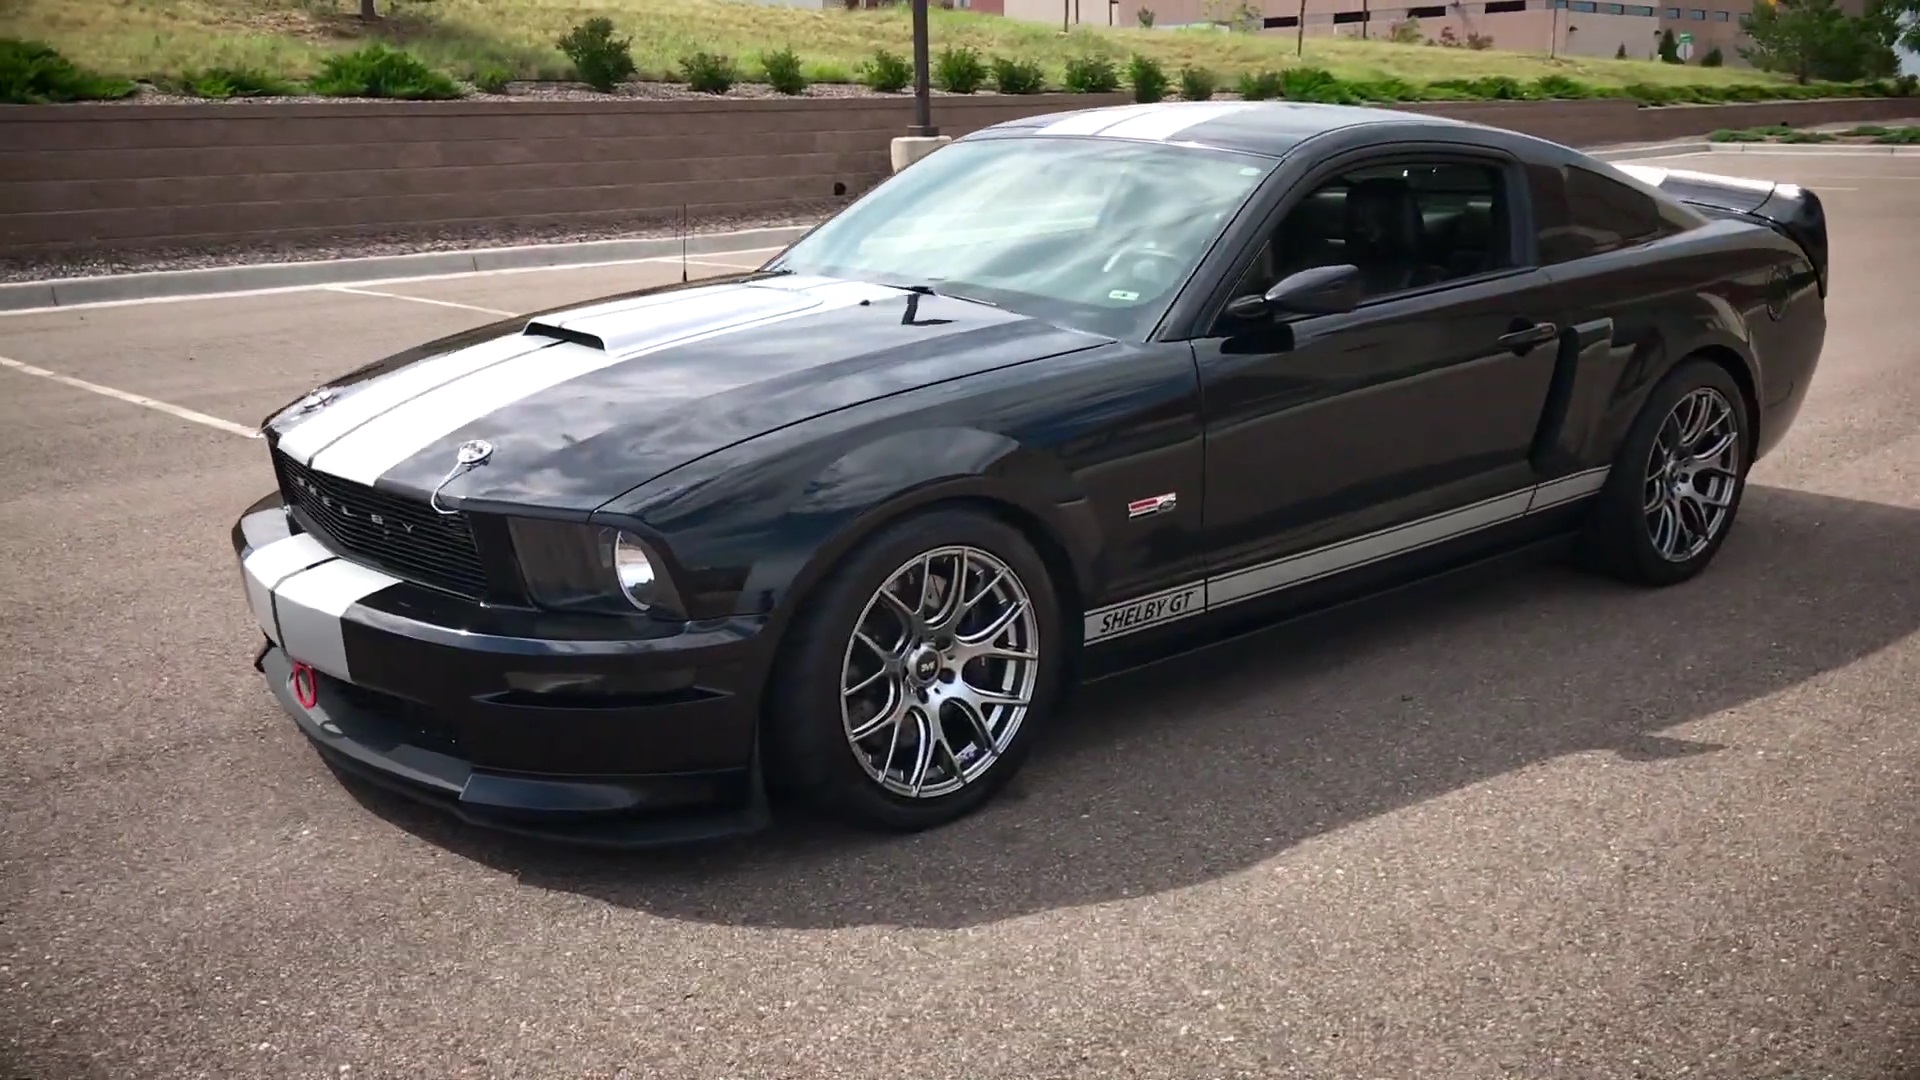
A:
[0,94,1913,255]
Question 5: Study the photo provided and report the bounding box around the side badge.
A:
[1126,493,1178,520]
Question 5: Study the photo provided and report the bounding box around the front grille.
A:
[326,677,465,759]
[274,451,490,600]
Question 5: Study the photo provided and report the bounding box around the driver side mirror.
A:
[1224,264,1364,322]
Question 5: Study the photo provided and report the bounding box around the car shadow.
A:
[337,483,1920,929]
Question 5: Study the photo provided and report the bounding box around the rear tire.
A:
[1577,357,1752,587]
[765,507,1065,832]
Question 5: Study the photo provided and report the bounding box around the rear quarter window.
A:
[1527,163,1696,265]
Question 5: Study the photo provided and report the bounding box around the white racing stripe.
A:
[307,279,898,486]
[275,333,559,464]
[1083,467,1611,644]
[1094,102,1260,142]
[273,558,405,681]
[1035,104,1164,136]
[239,533,335,642]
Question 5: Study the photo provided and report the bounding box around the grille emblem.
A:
[293,388,337,414]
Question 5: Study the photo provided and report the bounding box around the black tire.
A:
[1577,357,1753,587]
[765,507,1066,832]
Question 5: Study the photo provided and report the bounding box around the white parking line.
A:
[0,354,260,439]
[325,286,515,316]
[0,245,789,318]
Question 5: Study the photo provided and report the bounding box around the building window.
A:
[1601,3,1623,11]
[1664,5,1680,13]
[1409,4,1447,14]
[1627,5,1654,13]
[1486,0,1526,12]
[1688,7,1705,16]
[1331,9,1369,21]
[1264,13,1299,24]
[1571,1,1595,11]
[1712,8,1729,17]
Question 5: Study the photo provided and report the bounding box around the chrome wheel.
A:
[1643,386,1741,563]
[840,545,1040,799]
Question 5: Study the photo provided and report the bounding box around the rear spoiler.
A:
[1612,163,1830,297]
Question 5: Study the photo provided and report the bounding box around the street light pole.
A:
[909,0,937,137]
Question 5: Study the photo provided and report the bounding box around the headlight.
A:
[506,517,684,617]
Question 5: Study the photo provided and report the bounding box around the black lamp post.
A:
[908,0,938,138]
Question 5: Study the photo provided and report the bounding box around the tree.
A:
[1739,0,1898,82]
[1658,26,1681,61]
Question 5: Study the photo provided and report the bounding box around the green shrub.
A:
[0,38,135,104]
[1898,74,1919,97]
[472,65,513,94]
[1708,127,1770,141]
[935,45,987,93]
[1614,43,1629,59]
[1177,64,1216,101]
[1236,69,1283,100]
[179,66,294,99]
[680,50,737,94]
[1701,45,1724,66]
[1063,53,1119,93]
[1874,126,1920,143]
[761,46,807,94]
[310,44,462,100]
[556,18,636,92]
[1778,129,1837,142]
[1532,74,1591,99]
[1278,66,1355,102]
[1128,53,1167,103]
[991,56,1047,94]
[861,48,914,92]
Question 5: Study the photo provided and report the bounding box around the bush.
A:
[991,56,1047,94]
[179,66,295,99]
[1702,45,1724,66]
[1533,74,1591,98]
[310,44,463,100]
[1063,53,1119,93]
[935,45,987,93]
[1236,69,1283,100]
[680,50,738,94]
[472,66,513,94]
[1136,6,1157,26]
[861,48,914,92]
[1615,43,1629,59]
[1874,126,1920,143]
[1347,76,1422,101]
[1277,66,1354,102]
[1177,64,1216,101]
[1128,54,1167,103]
[557,18,636,92]
[0,38,135,104]
[1708,127,1770,141]
[761,46,807,95]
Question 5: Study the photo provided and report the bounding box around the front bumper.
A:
[233,492,772,847]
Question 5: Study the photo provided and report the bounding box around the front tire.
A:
[766,507,1065,832]
[1578,357,1752,587]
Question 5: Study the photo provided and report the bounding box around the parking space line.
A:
[0,354,261,439]
[325,286,515,316]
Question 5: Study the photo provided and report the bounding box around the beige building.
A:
[997,0,1807,67]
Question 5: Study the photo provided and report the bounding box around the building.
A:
[996,0,1872,68]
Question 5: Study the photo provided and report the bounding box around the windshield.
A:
[765,135,1278,339]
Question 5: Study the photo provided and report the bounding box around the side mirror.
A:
[1264,264,1363,317]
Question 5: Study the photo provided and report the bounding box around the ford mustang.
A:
[234,101,1828,846]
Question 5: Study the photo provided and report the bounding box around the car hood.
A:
[265,273,1114,512]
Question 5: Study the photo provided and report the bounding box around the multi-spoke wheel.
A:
[767,508,1063,831]
[1579,358,1752,587]
[841,546,1040,799]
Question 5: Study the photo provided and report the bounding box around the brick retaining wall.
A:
[0,94,1912,256]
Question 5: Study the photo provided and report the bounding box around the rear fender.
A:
[1614,163,1831,296]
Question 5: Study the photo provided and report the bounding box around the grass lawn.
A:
[4,0,1797,87]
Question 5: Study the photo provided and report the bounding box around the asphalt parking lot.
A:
[4,150,1919,1080]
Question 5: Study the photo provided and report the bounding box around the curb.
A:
[1707,141,1920,154]
[0,224,816,314]
[1588,140,1713,160]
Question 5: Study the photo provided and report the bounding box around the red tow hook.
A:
[290,661,319,709]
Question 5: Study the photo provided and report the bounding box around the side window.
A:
[1529,162,1690,265]
[1230,158,1514,304]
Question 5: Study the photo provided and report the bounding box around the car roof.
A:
[968,100,1483,158]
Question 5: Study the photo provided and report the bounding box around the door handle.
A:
[1498,321,1559,352]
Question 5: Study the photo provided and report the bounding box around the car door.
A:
[1187,144,1566,612]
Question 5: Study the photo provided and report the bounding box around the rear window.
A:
[1527,163,1696,265]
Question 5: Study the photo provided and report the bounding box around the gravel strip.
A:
[0,205,840,285]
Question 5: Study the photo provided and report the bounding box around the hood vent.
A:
[522,321,607,351]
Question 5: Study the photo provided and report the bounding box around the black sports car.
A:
[235,101,1828,846]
